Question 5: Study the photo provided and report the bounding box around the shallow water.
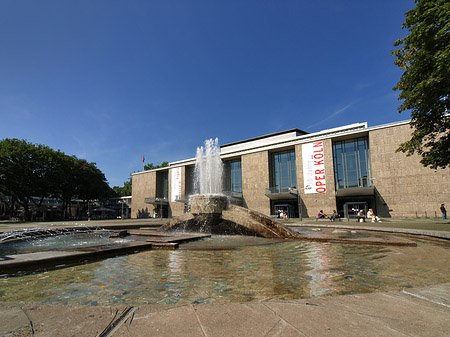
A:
[0,231,126,255]
[1,235,449,306]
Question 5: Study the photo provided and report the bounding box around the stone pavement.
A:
[1,282,449,337]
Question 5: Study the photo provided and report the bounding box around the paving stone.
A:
[122,304,204,337]
[265,301,410,337]
[0,303,33,336]
[18,304,128,337]
[193,303,287,337]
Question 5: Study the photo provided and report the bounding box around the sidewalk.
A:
[1,282,449,336]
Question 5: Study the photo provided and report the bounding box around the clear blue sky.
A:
[0,0,414,187]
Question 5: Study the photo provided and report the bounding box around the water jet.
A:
[158,139,298,238]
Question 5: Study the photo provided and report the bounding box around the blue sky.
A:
[0,0,414,187]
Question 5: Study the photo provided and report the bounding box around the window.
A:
[333,137,371,190]
[271,150,297,192]
[185,166,195,197]
[224,159,242,195]
[156,170,169,199]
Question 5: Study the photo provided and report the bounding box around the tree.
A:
[144,161,169,171]
[0,138,113,220]
[112,176,132,197]
[392,0,450,169]
[0,139,56,220]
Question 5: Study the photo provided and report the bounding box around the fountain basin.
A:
[159,195,298,239]
[189,195,228,214]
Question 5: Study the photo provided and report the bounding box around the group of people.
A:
[356,209,381,223]
[290,204,448,222]
[318,208,382,223]
[317,210,339,222]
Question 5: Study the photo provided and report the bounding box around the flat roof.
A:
[221,128,308,148]
[134,119,412,174]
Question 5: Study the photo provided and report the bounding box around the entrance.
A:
[343,202,368,220]
[272,201,298,219]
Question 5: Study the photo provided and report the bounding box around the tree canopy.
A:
[392,0,450,169]
[144,161,169,171]
[0,138,113,220]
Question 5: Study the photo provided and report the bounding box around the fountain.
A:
[158,138,298,238]
[4,138,445,308]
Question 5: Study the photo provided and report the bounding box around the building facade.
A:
[132,120,450,219]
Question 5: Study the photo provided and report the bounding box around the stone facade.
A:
[241,151,270,214]
[369,123,450,218]
[131,121,450,219]
[131,171,157,218]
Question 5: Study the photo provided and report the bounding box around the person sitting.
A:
[367,208,381,223]
[357,210,366,222]
[317,210,328,219]
[279,210,287,220]
[330,210,339,222]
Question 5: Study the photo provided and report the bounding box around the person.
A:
[317,210,328,219]
[441,204,447,220]
[357,209,366,222]
[330,210,339,222]
[280,210,288,220]
[367,208,381,223]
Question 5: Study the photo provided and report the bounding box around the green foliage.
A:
[144,161,169,171]
[0,138,112,220]
[112,176,132,197]
[392,0,450,169]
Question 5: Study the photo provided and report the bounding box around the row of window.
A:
[223,137,372,194]
[156,137,372,199]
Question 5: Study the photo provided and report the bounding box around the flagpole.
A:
[142,155,145,171]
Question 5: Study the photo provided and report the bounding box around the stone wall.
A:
[241,151,270,214]
[370,123,450,218]
[131,171,157,218]
[296,139,337,218]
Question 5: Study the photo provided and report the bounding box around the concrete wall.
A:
[241,151,271,214]
[296,139,337,218]
[131,171,157,218]
[370,123,450,218]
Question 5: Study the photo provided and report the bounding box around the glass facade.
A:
[185,166,195,197]
[271,150,297,192]
[224,159,242,196]
[156,171,169,199]
[333,137,371,190]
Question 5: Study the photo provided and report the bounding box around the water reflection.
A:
[1,236,449,305]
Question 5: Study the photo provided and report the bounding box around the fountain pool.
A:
[0,230,127,255]
[1,234,449,306]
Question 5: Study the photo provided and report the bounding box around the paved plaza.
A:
[1,218,449,336]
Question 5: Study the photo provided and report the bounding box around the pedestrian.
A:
[440,204,447,220]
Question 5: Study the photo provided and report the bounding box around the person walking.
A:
[440,204,447,220]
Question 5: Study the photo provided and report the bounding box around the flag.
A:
[142,155,145,163]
